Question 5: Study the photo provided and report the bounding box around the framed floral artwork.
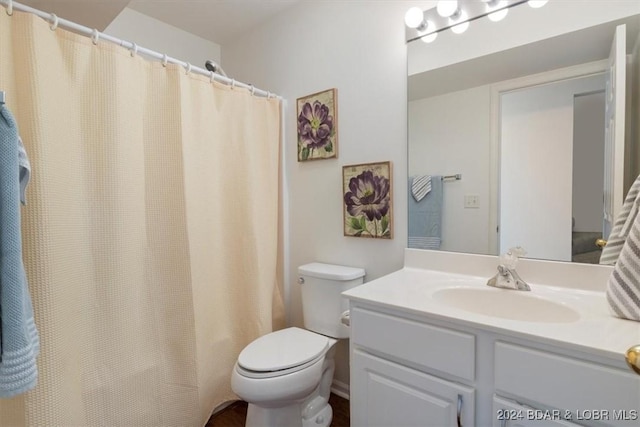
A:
[296,88,338,161]
[342,161,393,239]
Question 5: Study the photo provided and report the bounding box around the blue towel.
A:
[408,175,443,249]
[0,105,39,397]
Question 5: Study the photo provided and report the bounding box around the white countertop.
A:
[343,250,640,362]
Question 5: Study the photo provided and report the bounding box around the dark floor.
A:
[206,393,349,427]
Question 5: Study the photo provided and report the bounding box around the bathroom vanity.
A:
[344,250,640,427]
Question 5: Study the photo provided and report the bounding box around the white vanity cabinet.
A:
[493,342,640,427]
[349,302,640,427]
[350,306,475,426]
[352,351,474,427]
[492,396,582,427]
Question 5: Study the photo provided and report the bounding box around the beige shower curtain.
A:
[0,11,284,426]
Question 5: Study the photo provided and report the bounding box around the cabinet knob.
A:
[626,345,640,375]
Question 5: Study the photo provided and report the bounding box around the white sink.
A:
[432,287,580,323]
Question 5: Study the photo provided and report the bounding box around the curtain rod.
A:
[0,0,281,100]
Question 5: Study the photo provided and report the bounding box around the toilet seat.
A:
[237,327,329,379]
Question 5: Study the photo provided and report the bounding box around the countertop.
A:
[343,249,640,362]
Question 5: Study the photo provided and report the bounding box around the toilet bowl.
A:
[231,263,365,427]
[231,327,337,427]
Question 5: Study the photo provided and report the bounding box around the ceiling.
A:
[20,0,130,30]
[18,0,302,45]
[128,0,301,45]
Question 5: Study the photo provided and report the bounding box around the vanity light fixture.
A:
[404,6,426,29]
[437,0,459,18]
[420,21,438,43]
[450,9,470,34]
[528,0,548,8]
[484,0,509,22]
[406,0,549,43]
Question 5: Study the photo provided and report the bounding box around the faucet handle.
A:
[500,247,526,269]
[507,246,527,258]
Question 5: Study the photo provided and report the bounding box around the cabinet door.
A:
[493,396,583,427]
[351,350,474,427]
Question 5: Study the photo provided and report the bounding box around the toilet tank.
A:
[298,262,365,339]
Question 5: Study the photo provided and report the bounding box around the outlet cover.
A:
[464,194,480,209]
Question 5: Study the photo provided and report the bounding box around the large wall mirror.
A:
[407,2,640,264]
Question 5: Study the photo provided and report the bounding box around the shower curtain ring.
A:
[185,62,192,75]
[267,91,272,99]
[250,85,255,96]
[130,42,138,57]
[91,29,99,45]
[49,13,59,30]
[162,54,168,67]
[231,79,236,89]
[6,0,13,16]
[209,71,215,83]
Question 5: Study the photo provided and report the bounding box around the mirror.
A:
[407,7,640,264]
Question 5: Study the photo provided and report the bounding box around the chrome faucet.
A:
[487,247,531,291]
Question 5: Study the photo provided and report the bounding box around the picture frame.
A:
[342,161,393,239]
[296,88,338,161]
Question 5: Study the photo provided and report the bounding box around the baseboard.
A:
[330,380,350,400]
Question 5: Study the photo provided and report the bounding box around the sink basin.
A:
[432,287,580,323]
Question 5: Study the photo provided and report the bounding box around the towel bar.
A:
[442,174,462,181]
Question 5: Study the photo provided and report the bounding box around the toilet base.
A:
[246,401,302,427]
[303,403,332,427]
[245,400,332,427]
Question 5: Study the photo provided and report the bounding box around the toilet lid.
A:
[238,327,329,372]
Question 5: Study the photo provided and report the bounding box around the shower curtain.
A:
[0,11,285,426]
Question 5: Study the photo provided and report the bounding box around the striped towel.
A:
[600,175,640,265]
[606,209,640,321]
[411,175,431,202]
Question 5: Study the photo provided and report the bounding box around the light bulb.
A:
[450,9,469,34]
[437,1,459,18]
[404,7,424,29]
[487,0,509,22]
[420,21,438,43]
[528,0,549,8]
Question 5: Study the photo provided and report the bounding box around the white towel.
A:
[411,175,431,202]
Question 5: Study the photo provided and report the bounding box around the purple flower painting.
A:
[296,89,337,161]
[342,162,393,238]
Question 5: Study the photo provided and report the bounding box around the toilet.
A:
[231,262,365,427]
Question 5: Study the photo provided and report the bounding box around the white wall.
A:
[408,85,491,255]
[501,75,605,261]
[222,1,411,390]
[105,8,221,67]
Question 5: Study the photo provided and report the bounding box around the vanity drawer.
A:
[495,342,640,426]
[351,306,475,381]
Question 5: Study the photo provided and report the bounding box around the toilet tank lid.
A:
[298,262,365,281]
